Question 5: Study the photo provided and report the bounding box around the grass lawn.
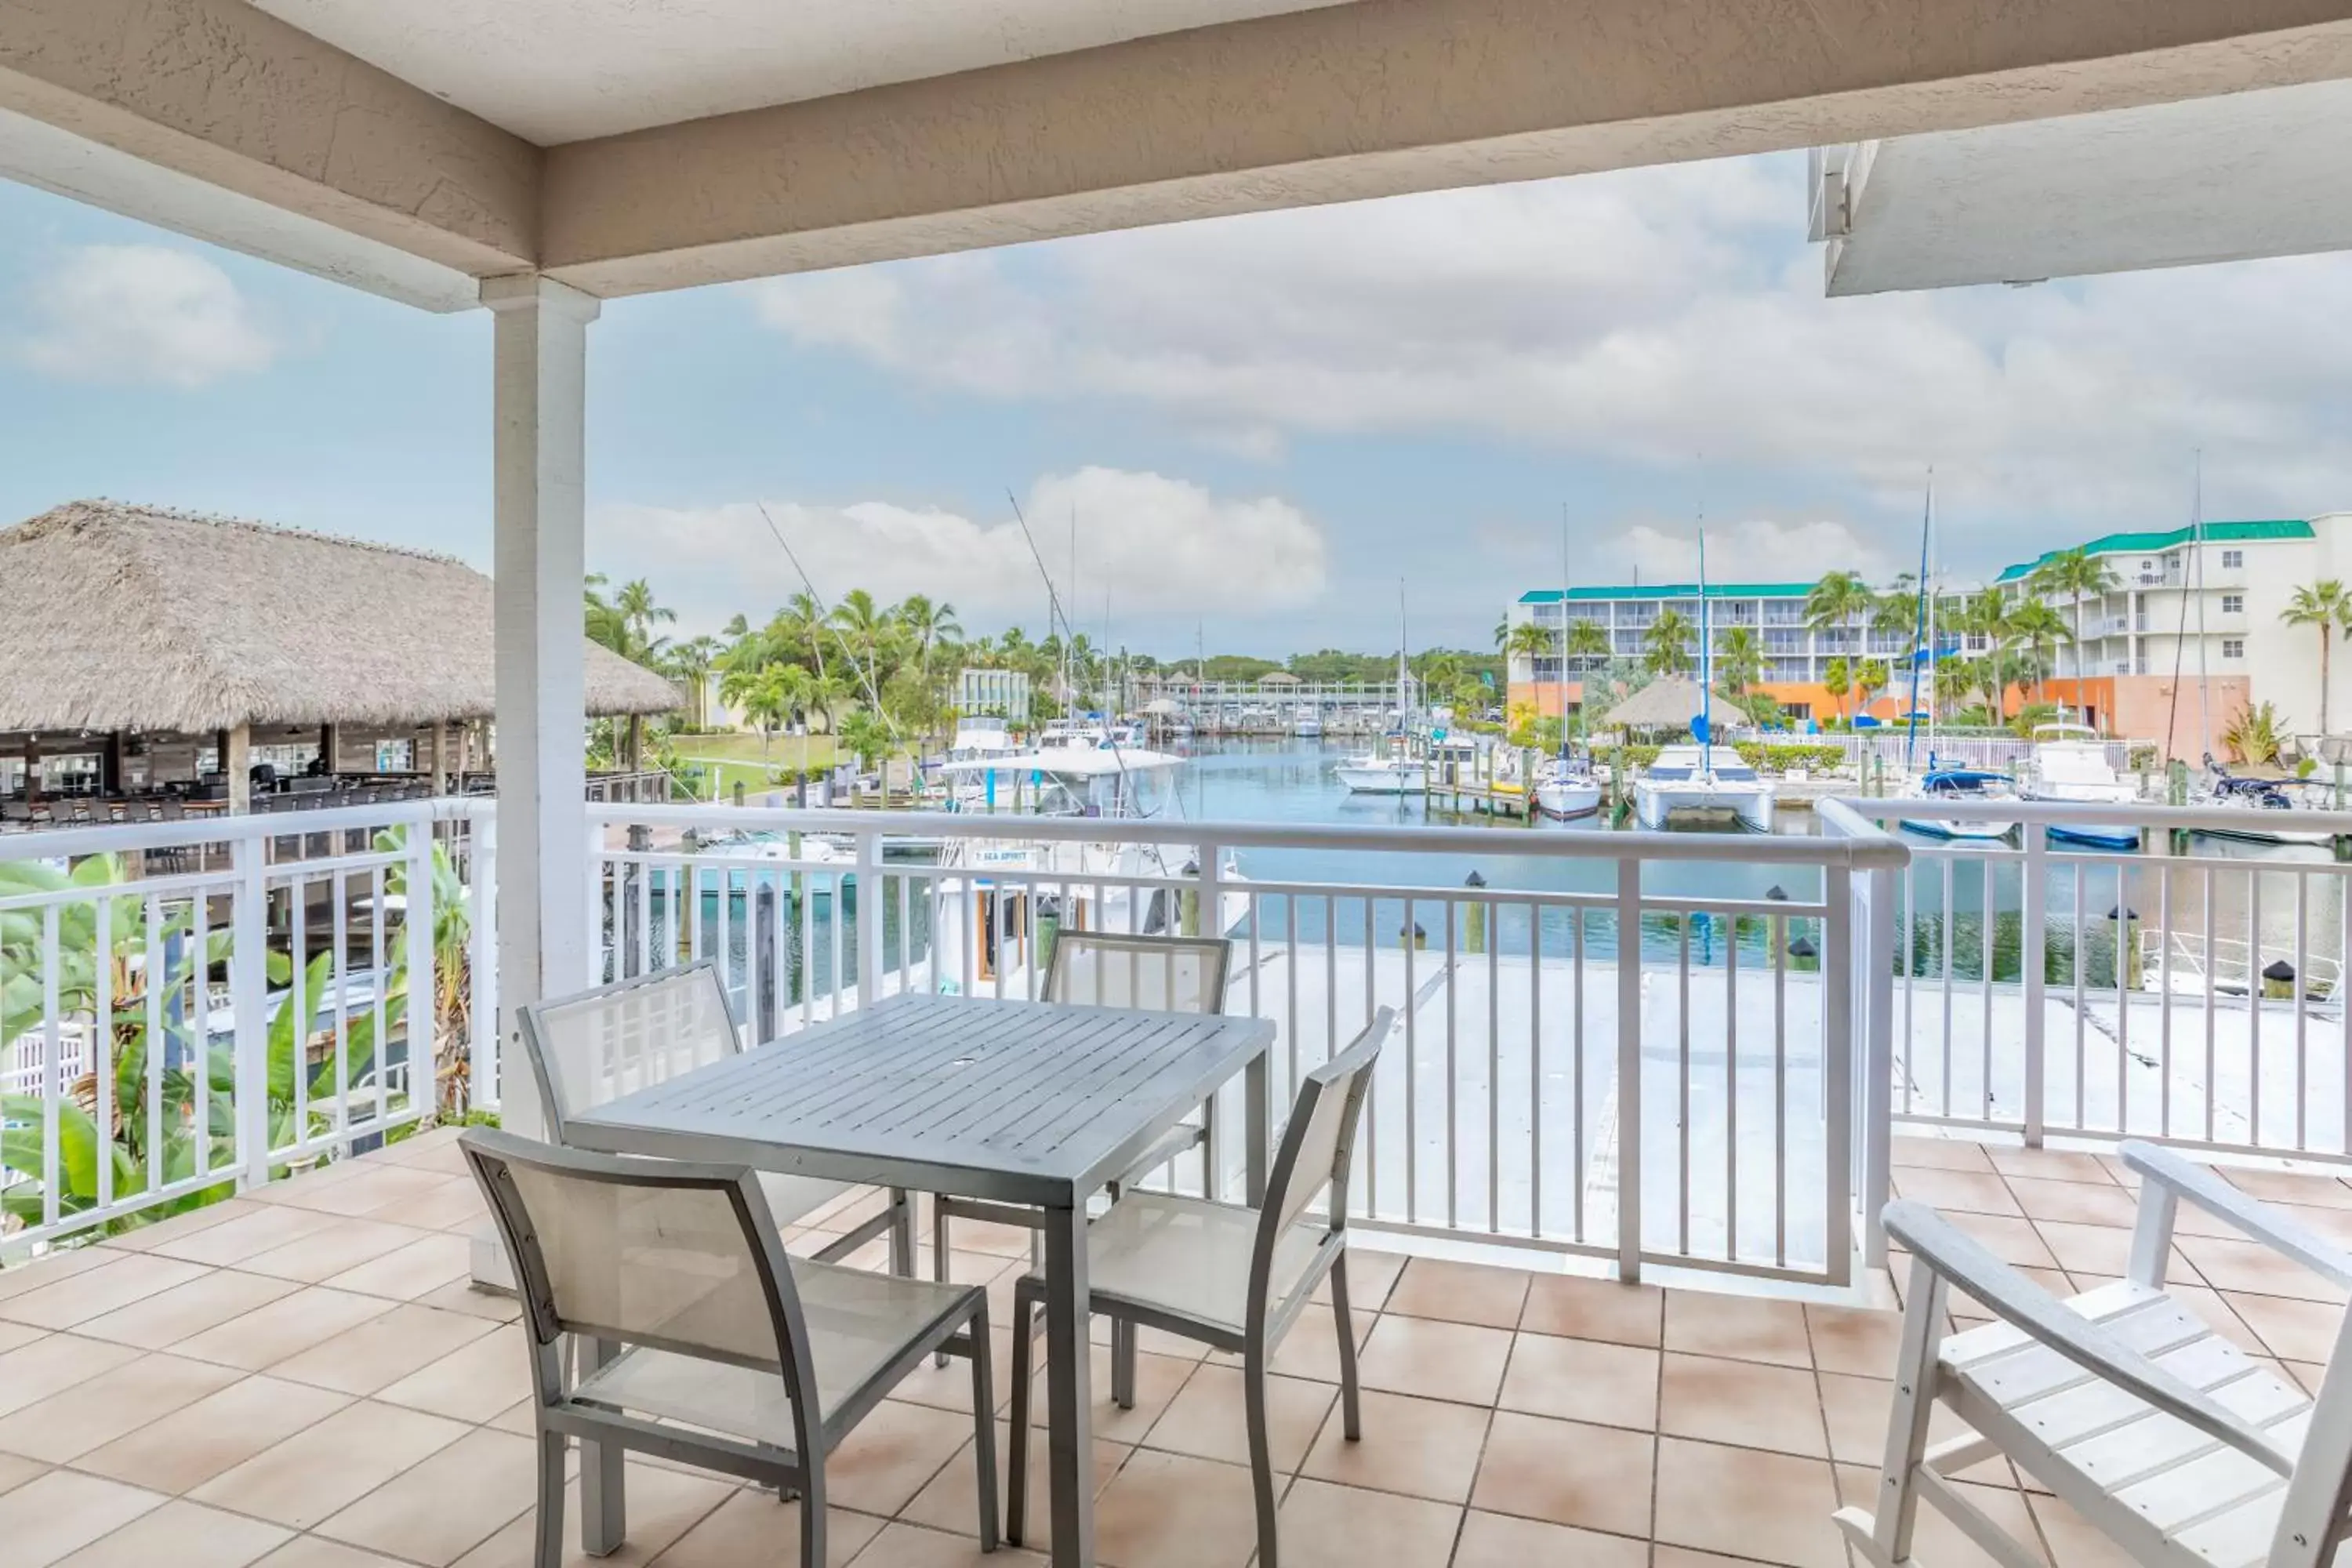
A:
[668,732,840,800]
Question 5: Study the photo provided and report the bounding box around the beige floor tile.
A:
[1805,1302,1902,1377]
[1383,1258,1531,1330]
[254,1538,415,1568]
[1298,1389,1489,1504]
[1312,1246,1406,1312]
[1017,1342,1195,1445]
[376,1323,535,1422]
[0,1332,145,1418]
[316,1426,541,1566]
[1470,1410,1653,1537]
[2221,1290,2344,1363]
[0,1451,47,1496]
[2027,1490,2143,1568]
[1890,1136,1995,1172]
[902,1419,1124,1551]
[372,1128,470,1172]
[320,1232,476,1301]
[1659,1352,1828,1457]
[101,1196,266,1253]
[236,1218,442,1284]
[192,1399,470,1529]
[394,1178,492,1233]
[78,1374,350,1494]
[935,1213,1037,1261]
[450,1457,734,1568]
[1498,1332,1659,1430]
[1354,1313,1512,1405]
[2221,1164,2352,1208]
[825,1398,982,1517]
[1893,1167,2024,1217]
[0,1468,169,1568]
[1518,1274,1663,1346]
[1263,1303,1374,1385]
[1453,1509,1646,1568]
[1138,1362,1333,1472]
[1946,1212,2060,1269]
[1270,1476,1461,1568]
[1092,1447,1265,1568]
[0,1319,45,1355]
[2003,1175,2140,1229]
[1652,1436,1845,1568]
[51,1499,292,1568]
[0,1349,245,1461]
[2176,1231,2350,1304]
[72,1268,303,1350]
[0,1245,118,1302]
[269,1164,456,1219]
[269,1301,499,1396]
[1663,1290,1813,1368]
[147,1203,341,1267]
[415,1276,524,1323]
[649,1489,884,1568]
[0,1251,212,1330]
[1984,1146,2116,1185]
[172,1287,394,1371]
[888,1327,1014,1418]
[848,1522,1047,1568]
[2029,1221,2159,1279]
[1837,1464,2048,1567]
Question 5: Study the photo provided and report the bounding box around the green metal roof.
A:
[1993,521,2312,584]
[1519,583,1814,604]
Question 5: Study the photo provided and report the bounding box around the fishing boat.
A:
[927,745,1246,994]
[1533,754,1603,821]
[1338,586,1427,795]
[1629,531,1775,831]
[2020,723,2141,849]
[1294,709,1323,739]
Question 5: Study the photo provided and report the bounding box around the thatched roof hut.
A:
[1602,676,1749,732]
[0,502,678,734]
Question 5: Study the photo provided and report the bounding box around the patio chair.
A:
[1838,1140,2350,1568]
[1006,1007,1396,1568]
[516,961,914,1268]
[459,1128,997,1568]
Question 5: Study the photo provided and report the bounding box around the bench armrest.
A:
[1886,1200,2294,1477]
[2119,1141,2352,1290]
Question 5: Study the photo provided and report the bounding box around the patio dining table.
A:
[564,989,1277,1568]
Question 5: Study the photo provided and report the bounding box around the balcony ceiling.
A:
[245,0,1362,144]
[1821,78,2352,296]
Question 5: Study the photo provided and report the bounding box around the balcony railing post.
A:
[230,833,273,1190]
[468,811,499,1112]
[1614,859,1642,1282]
[2022,829,2048,1145]
[405,816,437,1126]
[855,827,883,1010]
[1823,865,1856,1281]
[1857,862,1896,1270]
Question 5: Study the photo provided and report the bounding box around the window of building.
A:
[2221,549,2245,569]
[2223,638,2245,659]
[2220,593,2244,615]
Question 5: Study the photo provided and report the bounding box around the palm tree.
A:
[1563,620,1611,670]
[1716,626,1763,696]
[2026,547,2120,680]
[2003,600,2071,705]
[739,665,812,760]
[1804,570,1873,636]
[896,594,963,673]
[1504,621,1556,671]
[1644,608,1694,677]
[585,578,676,767]
[2281,580,2351,734]
[1854,659,1889,718]
[1823,655,1853,725]
[666,635,721,730]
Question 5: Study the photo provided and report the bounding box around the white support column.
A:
[474,273,598,1287]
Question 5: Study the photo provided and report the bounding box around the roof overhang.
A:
[1813,78,2352,295]
[13,0,2352,310]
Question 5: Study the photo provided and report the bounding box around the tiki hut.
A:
[0,501,677,809]
[1602,676,1749,735]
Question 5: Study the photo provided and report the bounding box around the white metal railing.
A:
[591,803,1911,1284]
[0,799,493,1251]
[1825,797,2352,1163]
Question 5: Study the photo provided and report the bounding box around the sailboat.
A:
[1336,585,1428,794]
[1894,475,2017,842]
[1632,532,1776,831]
[1533,505,1602,820]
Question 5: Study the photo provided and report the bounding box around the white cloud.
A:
[591,466,1328,636]
[746,154,2352,561]
[17,245,279,388]
[1611,518,1904,587]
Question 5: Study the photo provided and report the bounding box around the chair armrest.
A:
[2118,1141,2352,1289]
[1885,1200,2294,1478]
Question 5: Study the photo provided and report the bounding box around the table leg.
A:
[1244,1049,1270,1207]
[1043,1197,1094,1568]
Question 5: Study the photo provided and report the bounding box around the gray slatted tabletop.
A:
[565,989,1276,1568]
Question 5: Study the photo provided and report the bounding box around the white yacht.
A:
[2020,723,2140,849]
[1533,755,1603,821]
[1335,742,1427,795]
[1632,745,1774,831]
[1896,767,2019,843]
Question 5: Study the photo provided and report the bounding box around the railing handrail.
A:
[592,800,1915,870]
[1828,794,2352,833]
[0,796,488,864]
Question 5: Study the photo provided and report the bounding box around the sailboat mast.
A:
[1559,502,1573,757]
[1699,531,1713,776]
[1905,471,1933,775]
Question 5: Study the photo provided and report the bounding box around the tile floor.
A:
[2,1130,2347,1568]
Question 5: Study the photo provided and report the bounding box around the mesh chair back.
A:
[517,962,742,1142]
[1044,931,1231,1015]
[460,1128,807,1381]
[1261,1007,1394,1238]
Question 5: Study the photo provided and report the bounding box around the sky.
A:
[3,151,2350,658]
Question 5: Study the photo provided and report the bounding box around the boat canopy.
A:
[1922,768,2009,792]
[932,748,1185,777]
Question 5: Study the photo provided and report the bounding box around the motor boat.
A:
[1896,768,2018,842]
[1335,747,1427,795]
[1632,745,1774,831]
[1533,754,1603,821]
[2190,758,2340,848]
[2020,723,2140,850]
